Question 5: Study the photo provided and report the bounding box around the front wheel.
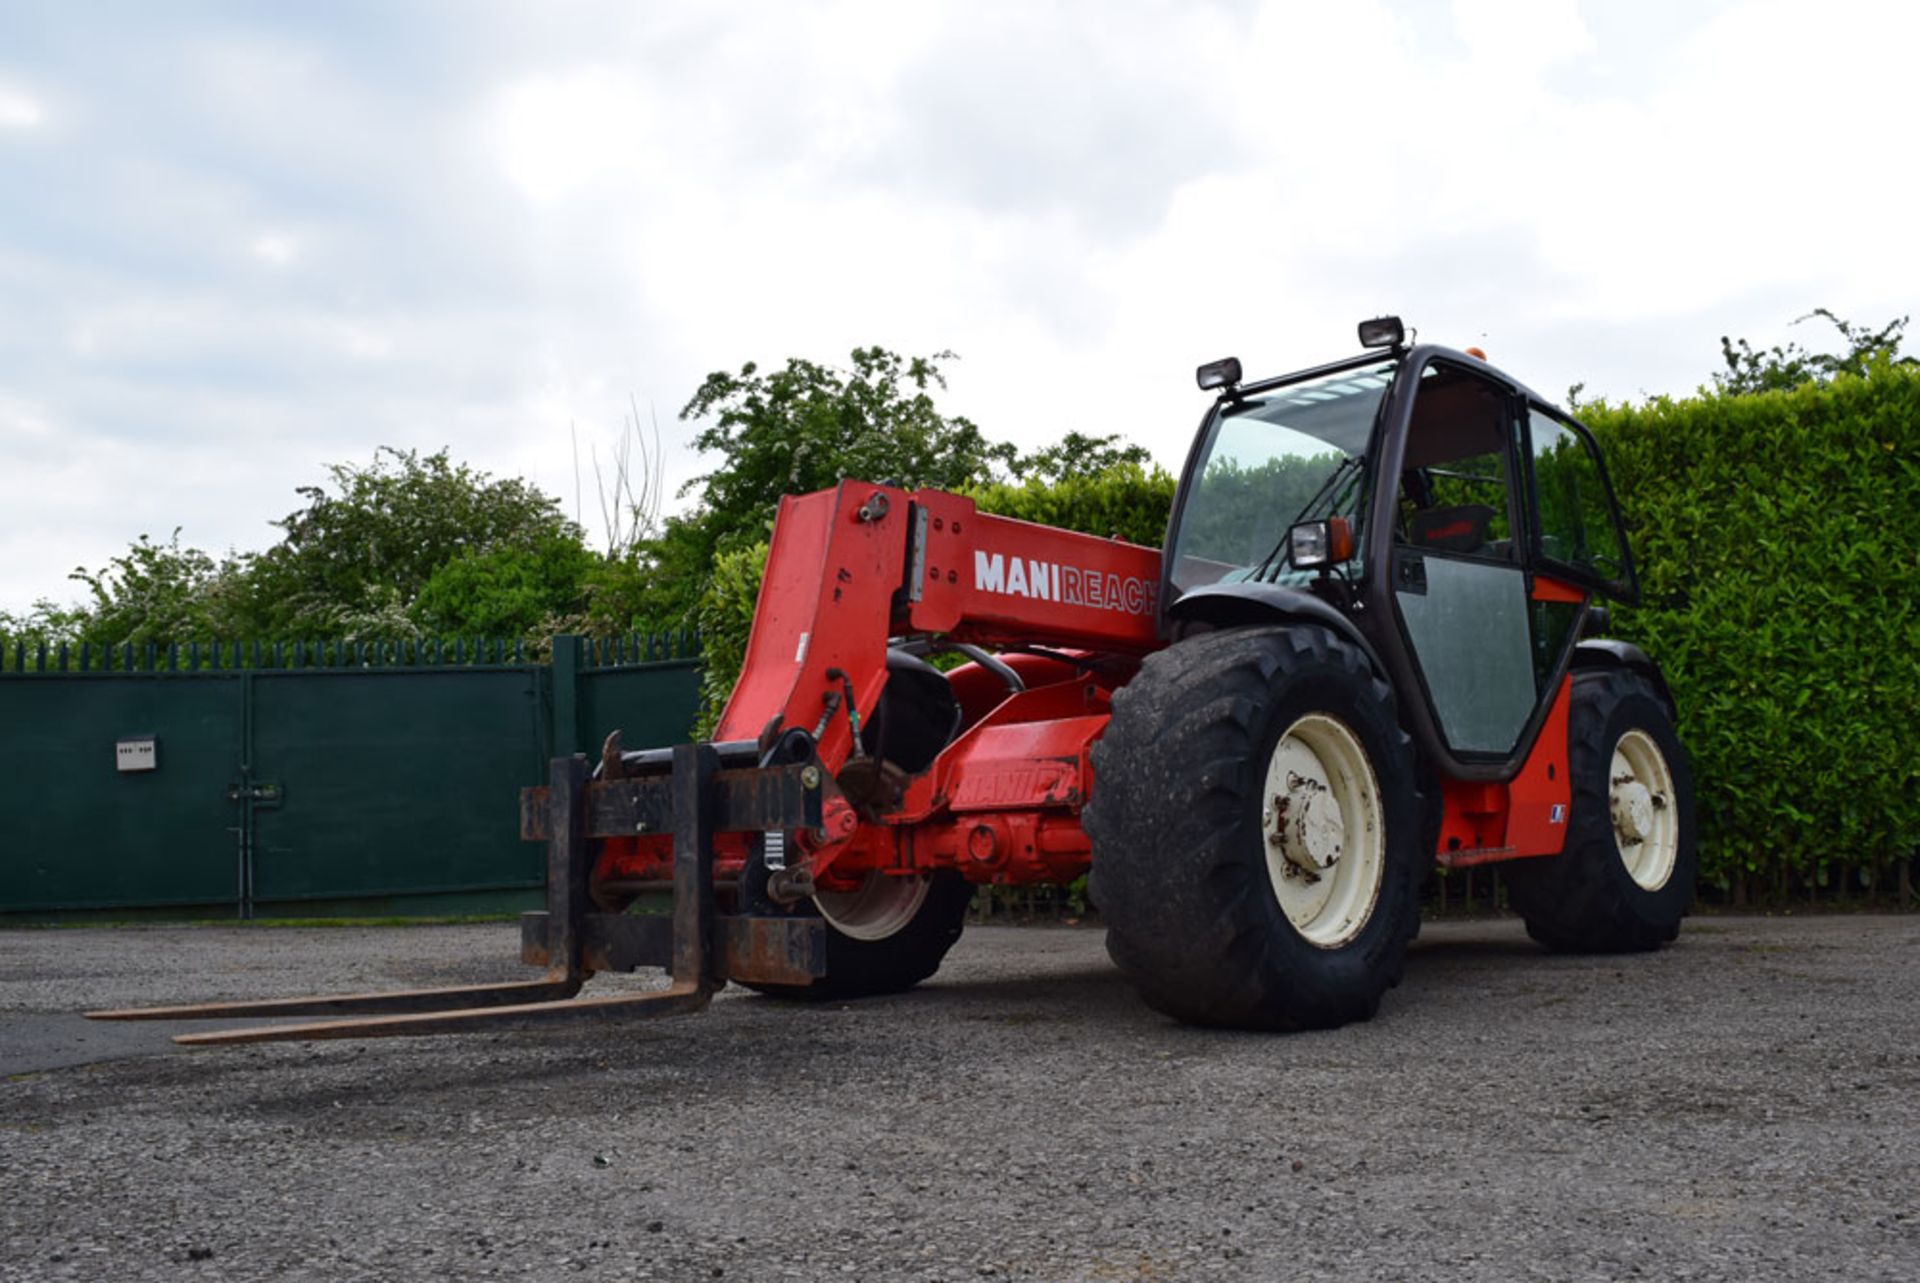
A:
[742,871,974,1002]
[1506,670,1697,952]
[745,654,973,1001]
[1085,625,1423,1030]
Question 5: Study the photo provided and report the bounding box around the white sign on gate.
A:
[116,736,158,772]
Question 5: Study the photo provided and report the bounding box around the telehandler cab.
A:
[93,318,1694,1043]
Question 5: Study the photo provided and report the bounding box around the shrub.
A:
[1581,361,1920,893]
[964,462,1175,546]
[691,539,770,738]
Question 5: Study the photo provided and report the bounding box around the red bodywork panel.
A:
[595,482,1576,897]
[1435,677,1572,866]
[595,484,1158,893]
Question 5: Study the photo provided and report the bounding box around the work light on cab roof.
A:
[1195,356,1242,392]
[1357,315,1406,349]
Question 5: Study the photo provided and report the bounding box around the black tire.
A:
[1085,625,1424,1030]
[743,872,973,1002]
[1506,669,1696,952]
[747,655,972,1002]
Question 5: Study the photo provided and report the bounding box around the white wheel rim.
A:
[1260,713,1385,948]
[814,872,931,941]
[1610,729,1678,890]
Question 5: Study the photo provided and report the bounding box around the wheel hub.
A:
[1611,776,1655,846]
[814,872,931,942]
[1270,772,1345,877]
[1260,713,1384,950]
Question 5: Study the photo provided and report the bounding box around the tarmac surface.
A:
[2,913,1917,1282]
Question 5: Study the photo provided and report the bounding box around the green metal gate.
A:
[0,635,701,918]
[245,665,550,911]
[0,672,245,912]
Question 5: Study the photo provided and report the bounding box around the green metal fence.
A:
[0,634,701,919]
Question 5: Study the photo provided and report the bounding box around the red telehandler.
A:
[93,319,1695,1044]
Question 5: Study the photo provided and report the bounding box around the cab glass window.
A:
[1394,365,1517,561]
[1168,360,1395,593]
[1527,408,1636,599]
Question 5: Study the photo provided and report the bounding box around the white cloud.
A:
[1452,0,1595,69]
[1,0,1914,611]
[495,68,656,204]
[0,83,41,129]
[250,233,301,265]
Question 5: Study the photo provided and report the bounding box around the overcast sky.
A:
[2,0,1913,612]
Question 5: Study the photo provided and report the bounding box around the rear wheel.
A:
[1086,625,1423,1030]
[1506,670,1696,951]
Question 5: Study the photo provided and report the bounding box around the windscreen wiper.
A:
[1248,455,1362,582]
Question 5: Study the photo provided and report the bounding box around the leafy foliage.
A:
[690,539,772,738]
[598,348,1019,637]
[6,350,1168,652]
[679,347,1012,544]
[411,535,601,639]
[241,447,582,638]
[1715,308,1913,396]
[586,517,725,639]
[1011,431,1153,485]
[966,461,1175,546]
[20,448,593,649]
[0,599,93,653]
[1582,359,1920,888]
[62,531,252,648]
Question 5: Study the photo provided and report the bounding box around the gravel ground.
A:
[2,913,1917,1282]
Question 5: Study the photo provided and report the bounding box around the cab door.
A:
[1387,360,1538,758]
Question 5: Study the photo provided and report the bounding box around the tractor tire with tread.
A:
[743,872,974,1002]
[746,655,973,1002]
[1085,624,1424,1030]
[1506,669,1695,952]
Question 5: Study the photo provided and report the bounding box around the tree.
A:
[1715,308,1913,396]
[580,519,713,638]
[605,347,1023,635]
[65,531,252,648]
[33,448,594,647]
[411,534,600,639]
[678,347,1017,546]
[1011,431,1152,485]
[0,599,92,651]
[240,447,584,638]
[11,354,1162,647]
[574,396,665,559]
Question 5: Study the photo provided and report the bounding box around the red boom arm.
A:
[599,481,1164,896]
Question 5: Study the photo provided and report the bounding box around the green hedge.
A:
[963,462,1175,546]
[1582,362,1920,894]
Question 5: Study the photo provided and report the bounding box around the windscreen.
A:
[1168,359,1398,594]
